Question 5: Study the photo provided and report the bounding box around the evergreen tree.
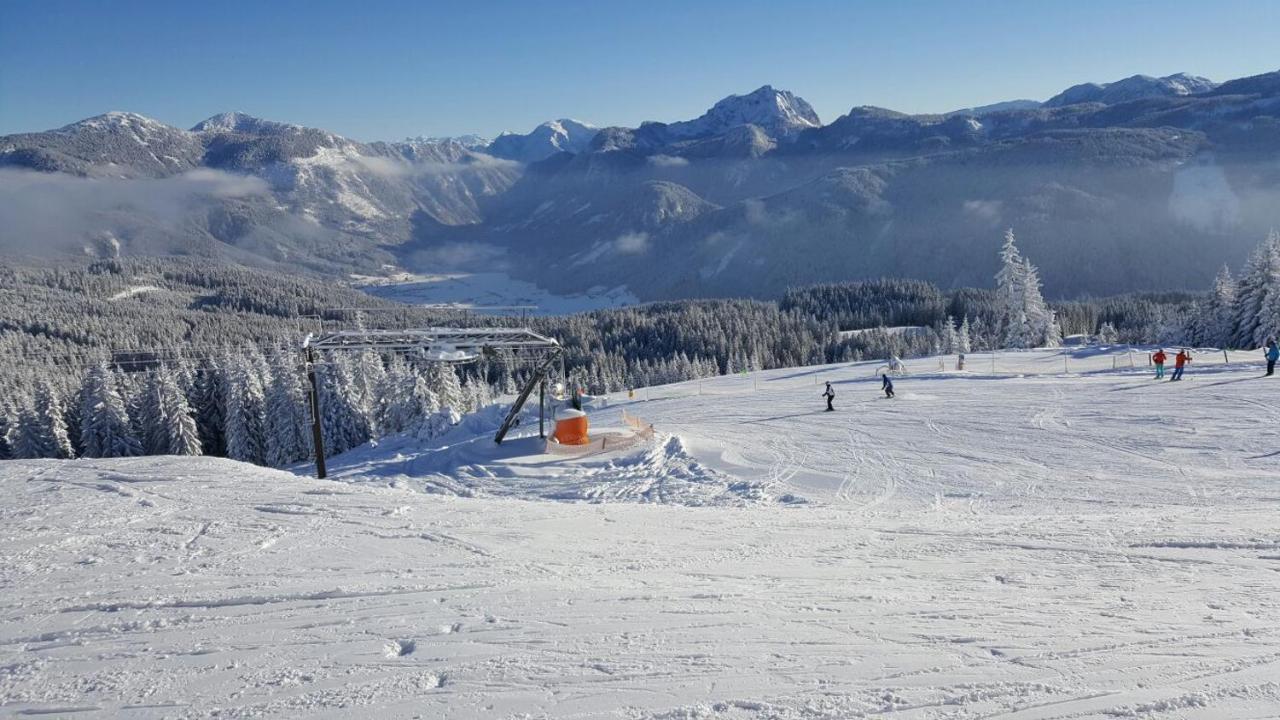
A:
[941,316,959,354]
[957,316,972,354]
[387,372,439,435]
[224,354,267,465]
[79,363,142,458]
[151,367,202,456]
[1188,265,1236,347]
[0,400,13,460]
[36,381,75,459]
[995,229,1059,348]
[996,229,1030,348]
[319,353,372,456]
[1248,230,1280,349]
[1096,322,1119,344]
[429,363,465,414]
[139,371,168,455]
[9,404,48,459]
[1231,230,1280,349]
[194,360,228,457]
[265,351,311,467]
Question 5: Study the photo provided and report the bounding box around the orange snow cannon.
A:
[553,408,590,445]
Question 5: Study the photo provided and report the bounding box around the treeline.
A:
[2,227,1277,465]
[0,348,497,466]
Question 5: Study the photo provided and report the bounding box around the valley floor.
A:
[2,351,1279,718]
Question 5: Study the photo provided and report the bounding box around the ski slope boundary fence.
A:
[609,347,1268,404]
[543,411,656,456]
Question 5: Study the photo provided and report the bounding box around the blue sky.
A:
[2,0,1277,141]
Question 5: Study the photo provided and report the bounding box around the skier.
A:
[881,373,895,399]
[1152,348,1167,380]
[822,382,835,411]
[1265,339,1278,377]
[1170,348,1192,381]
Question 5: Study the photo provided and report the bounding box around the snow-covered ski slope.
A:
[3,348,1279,718]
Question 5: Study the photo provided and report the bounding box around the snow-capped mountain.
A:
[0,111,521,273]
[404,133,491,150]
[2,69,1279,298]
[190,111,303,135]
[0,111,205,177]
[1044,72,1218,107]
[485,119,598,163]
[663,85,821,140]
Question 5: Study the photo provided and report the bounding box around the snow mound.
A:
[327,425,778,506]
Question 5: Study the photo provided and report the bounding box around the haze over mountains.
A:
[2,70,1278,300]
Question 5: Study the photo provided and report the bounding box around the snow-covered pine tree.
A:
[197,360,229,457]
[500,365,518,395]
[1022,259,1061,348]
[957,316,972,354]
[351,349,386,437]
[121,371,150,443]
[374,354,409,435]
[995,229,1060,348]
[8,403,48,459]
[1248,230,1280,349]
[388,371,439,436]
[35,380,75,459]
[224,354,267,465]
[428,363,465,416]
[155,367,201,456]
[79,362,142,458]
[1231,230,1280,349]
[1096,322,1119,345]
[0,400,13,460]
[996,229,1030,348]
[139,371,168,455]
[264,350,311,467]
[319,353,372,456]
[941,316,959,354]
[64,381,84,457]
[1188,265,1236,347]
[1257,270,1280,350]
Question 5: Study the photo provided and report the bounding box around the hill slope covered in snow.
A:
[3,349,1278,718]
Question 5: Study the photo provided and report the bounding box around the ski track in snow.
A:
[1,350,1279,718]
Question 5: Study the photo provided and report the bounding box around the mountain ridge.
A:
[2,68,1279,299]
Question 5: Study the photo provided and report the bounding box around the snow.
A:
[357,271,639,315]
[107,285,162,301]
[839,325,929,340]
[3,349,1280,718]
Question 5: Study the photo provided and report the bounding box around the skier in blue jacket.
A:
[881,373,895,398]
[1265,339,1278,377]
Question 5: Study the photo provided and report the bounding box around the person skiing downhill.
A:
[1265,339,1279,377]
[822,382,835,411]
[1152,348,1167,380]
[1170,348,1192,381]
[881,373,895,398]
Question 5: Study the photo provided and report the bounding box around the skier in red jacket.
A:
[1152,349,1167,380]
[1170,349,1192,381]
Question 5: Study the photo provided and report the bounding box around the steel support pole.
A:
[305,347,328,479]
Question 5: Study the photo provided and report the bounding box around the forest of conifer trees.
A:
[1,229,1276,464]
